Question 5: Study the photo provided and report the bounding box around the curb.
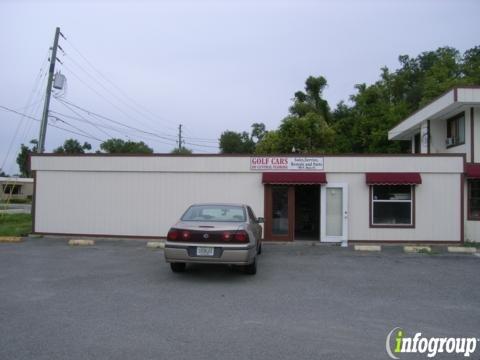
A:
[354,245,381,252]
[146,241,165,249]
[0,236,22,243]
[68,239,95,246]
[447,246,477,254]
[404,245,431,253]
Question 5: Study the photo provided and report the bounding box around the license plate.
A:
[196,247,215,256]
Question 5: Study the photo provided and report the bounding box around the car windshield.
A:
[181,205,246,222]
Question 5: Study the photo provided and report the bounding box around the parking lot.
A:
[0,238,479,360]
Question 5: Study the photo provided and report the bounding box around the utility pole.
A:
[37,27,61,153]
[178,124,183,150]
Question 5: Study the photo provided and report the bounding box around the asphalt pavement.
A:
[0,238,478,360]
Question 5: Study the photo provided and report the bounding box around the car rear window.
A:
[181,205,246,222]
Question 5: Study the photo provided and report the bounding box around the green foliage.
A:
[171,147,193,154]
[0,213,32,236]
[53,139,92,154]
[251,123,266,143]
[219,130,256,154]
[16,139,37,178]
[0,171,8,177]
[256,77,335,154]
[100,138,153,154]
[330,46,480,153]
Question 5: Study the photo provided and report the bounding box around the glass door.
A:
[321,183,348,243]
[264,185,295,241]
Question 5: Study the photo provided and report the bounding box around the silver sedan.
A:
[164,203,263,275]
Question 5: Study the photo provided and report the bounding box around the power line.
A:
[54,98,180,144]
[0,104,103,143]
[62,36,178,131]
[59,62,179,140]
[1,50,50,171]
[54,97,115,138]
[49,110,179,147]
[49,116,103,142]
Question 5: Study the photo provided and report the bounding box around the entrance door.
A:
[264,185,295,241]
[320,183,348,243]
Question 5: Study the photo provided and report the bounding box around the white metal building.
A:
[30,86,480,243]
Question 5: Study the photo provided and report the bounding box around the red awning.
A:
[465,164,480,178]
[365,172,422,185]
[262,172,327,184]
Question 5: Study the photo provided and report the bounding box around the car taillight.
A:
[181,230,191,241]
[167,229,179,241]
[233,231,249,242]
[222,232,232,241]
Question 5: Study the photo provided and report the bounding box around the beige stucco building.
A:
[0,177,34,201]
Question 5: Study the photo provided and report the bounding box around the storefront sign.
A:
[250,157,324,171]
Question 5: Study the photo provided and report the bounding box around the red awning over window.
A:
[365,172,422,185]
[262,172,327,184]
[465,164,480,178]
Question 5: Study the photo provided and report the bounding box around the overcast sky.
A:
[0,0,479,174]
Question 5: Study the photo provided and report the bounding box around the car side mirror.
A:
[257,217,264,223]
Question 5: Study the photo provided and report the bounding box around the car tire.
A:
[170,262,186,273]
[244,257,257,275]
[257,243,262,255]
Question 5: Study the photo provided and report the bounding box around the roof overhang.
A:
[262,172,327,184]
[388,87,480,141]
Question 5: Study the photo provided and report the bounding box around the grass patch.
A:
[0,213,32,236]
[464,241,480,248]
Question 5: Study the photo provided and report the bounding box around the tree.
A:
[251,123,266,143]
[0,171,8,177]
[100,139,153,154]
[255,76,335,154]
[289,76,330,122]
[171,147,192,154]
[329,46,480,154]
[219,131,255,154]
[53,139,92,154]
[16,139,37,178]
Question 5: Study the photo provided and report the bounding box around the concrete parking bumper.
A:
[0,236,22,243]
[146,241,165,249]
[68,239,95,246]
[447,246,477,254]
[354,245,381,252]
[404,245,431,253]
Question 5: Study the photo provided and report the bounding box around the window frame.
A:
[369,185,416,228]
[467,179,480,221]
[446,112,465,148]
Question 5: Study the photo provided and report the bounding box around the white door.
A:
[321,183,348,243]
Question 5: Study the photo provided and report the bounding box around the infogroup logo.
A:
[386,327,478,358]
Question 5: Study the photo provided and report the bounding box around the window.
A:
[413,133,421,154]
[446,113,465,147]
[370,185,414,227]
[2,184,21,195]
[468,180,480,220]
[181,205,246,222]
[247,206,258,223]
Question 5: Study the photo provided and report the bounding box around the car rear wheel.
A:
[170,262,186,273]
[243,257,257,275]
